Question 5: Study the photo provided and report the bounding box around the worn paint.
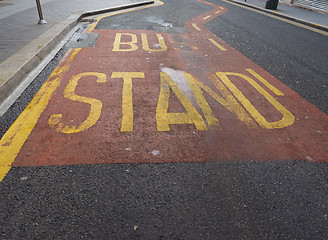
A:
[113,33,138,52]
[113,33,168,52]
[192,23,201,31]
[208,38,226,51]
[141,33,167,52]
[188,73,256,128]
[156,72,207,131]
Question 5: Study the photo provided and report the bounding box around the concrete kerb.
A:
[0,0,154,107]
[224,0,328,32]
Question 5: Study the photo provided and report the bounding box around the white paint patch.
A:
[306,156,313,161]
[151,150,160,156]
[161,67,200,111]
[145,16,173,28]
[20,177,28,181]
[125,147,131,151]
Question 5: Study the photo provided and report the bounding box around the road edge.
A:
[223,0,328,32]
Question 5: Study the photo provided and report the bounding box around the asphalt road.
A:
[0,0,327,239]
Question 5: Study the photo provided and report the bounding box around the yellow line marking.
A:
[0,48,81,181]
[221,0,328,36]
[184,73,221,129]
[88,0,164,31]
[192,23,201,31]
[209,38,227,51]
[219,6,224,9]
[215,10,221,13]
[208,73,256,128]
[203,15,211,20]
[246,68,283,96]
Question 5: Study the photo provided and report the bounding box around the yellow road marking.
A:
[111,72,145,132]
[0,48,81,181]
[246,68,283,96]
[184,73,220,129]
[216,71,295,129]
[156,72,207,131]
[113,33,138,51]
[141,33,168,51]
[203,15,211,20]
[192,23,201,31]
[215,10,221,13]
[88,0,164,32]
[209,38,227,51]
[189,73,256,128]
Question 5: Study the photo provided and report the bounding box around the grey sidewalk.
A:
[0,0,153,63]
[226,0,328,30]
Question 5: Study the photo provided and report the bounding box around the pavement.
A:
[0,0,327,115]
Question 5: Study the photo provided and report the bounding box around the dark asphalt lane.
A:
[96,0,213,31]
[1,162,327,239]
[0,0,327,239]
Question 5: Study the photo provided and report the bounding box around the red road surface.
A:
[10,0,328,167]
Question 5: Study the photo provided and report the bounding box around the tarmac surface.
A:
[0,0,327,238]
